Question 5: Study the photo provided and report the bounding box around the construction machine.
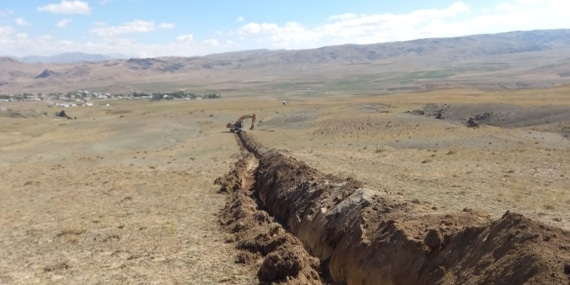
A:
[227,113,256,132]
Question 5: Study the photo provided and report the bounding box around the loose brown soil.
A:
[218,131,570,284]
[216,142,324,284]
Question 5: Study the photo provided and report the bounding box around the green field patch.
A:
[397,70,457,83]
[328,75,382,90]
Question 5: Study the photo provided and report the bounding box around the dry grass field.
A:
[0,101,257,284]
[252,87,570,230]
[1,85,569,284]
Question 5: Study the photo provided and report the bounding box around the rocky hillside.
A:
[2,29,570,95]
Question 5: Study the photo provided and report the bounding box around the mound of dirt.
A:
[405,109,425,116]
[231,131,570,285]
[466,117,480,127]
[0,108,48,118]
[422,103,450,119]
[56,110,72,119]
[413,103,570,135]
[217,153,323,284]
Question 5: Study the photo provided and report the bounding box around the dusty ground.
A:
[1,85,569,284]
[0,101,256,284]
[253,87,570,231]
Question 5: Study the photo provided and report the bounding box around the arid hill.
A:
[2,29,570,95]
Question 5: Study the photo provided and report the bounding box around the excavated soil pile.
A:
[217,152,325,284]
[225,131,570,285]
[0,109,48,118]
[416,103,570,135]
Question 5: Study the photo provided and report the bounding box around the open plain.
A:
[1,85,570,284]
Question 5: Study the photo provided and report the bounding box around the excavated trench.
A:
[217,132,570,285]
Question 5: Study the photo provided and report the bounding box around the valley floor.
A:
[0,87,569,283]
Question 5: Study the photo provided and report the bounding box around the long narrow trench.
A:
[217,132,570,285]
[217,135,328,284]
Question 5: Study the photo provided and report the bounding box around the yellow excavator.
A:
[227,113,256,133]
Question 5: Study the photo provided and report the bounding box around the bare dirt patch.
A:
[0,108,48,118]
[415,103,570,136]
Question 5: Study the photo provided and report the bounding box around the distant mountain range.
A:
[10,52,121,64]
[2,29,570,95]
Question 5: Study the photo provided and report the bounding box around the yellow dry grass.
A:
[0,100,256,284]
[1,86,569,283]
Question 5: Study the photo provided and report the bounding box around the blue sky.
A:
[1,0,569,57]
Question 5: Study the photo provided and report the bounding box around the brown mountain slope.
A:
[2,29,570,95]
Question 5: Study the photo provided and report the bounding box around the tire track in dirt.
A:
[219,131,570,285]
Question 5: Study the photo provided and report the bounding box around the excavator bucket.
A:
[227,113,256,132]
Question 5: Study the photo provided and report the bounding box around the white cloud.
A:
[15,18,31,26]
[57,19,72,28]
[238,23,279,35]
[269,22,318,47]
[3,0,570,58]
[37,0,92,15]
[237,16,244,22]
[323,2,470,40]
[496,2,517,11]
[460,0,570,34]
[39,35,55,40]
[159,22,175,29]
[89,20,171,37]
[234,2,473,48]
[328,13,357,21]
[0,26,14,44]
[176,34,194,42]
[203,38,219,46]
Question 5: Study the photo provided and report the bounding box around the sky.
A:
[0,0,569,58]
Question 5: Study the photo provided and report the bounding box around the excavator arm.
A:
[227,113,256,132]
